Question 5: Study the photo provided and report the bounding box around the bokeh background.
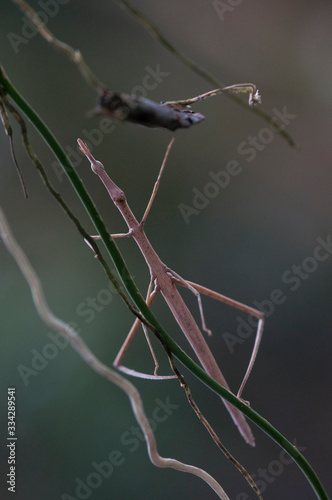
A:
[1,1,332,499]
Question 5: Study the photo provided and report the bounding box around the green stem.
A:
[0,66,328,500]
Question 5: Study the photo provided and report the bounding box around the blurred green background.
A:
[1,1,332,499]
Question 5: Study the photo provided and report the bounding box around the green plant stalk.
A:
[0,66,328,500]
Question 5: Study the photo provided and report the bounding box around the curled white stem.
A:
[0,207,230,500]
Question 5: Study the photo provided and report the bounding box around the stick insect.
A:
[78,138,264,447]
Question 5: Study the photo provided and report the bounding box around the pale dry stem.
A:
[0,206,230,500]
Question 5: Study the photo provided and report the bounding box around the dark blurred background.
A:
[1,1,331,499]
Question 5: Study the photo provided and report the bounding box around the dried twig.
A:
[95,84,260,131]
[11,0,107,92]
[167,356,263,499]
[96,91,205,130]
[0,88,28,198]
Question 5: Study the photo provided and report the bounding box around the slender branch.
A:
[0,89,28,198]
[0,206,230,500]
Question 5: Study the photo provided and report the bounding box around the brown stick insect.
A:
[77,135,264,447]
